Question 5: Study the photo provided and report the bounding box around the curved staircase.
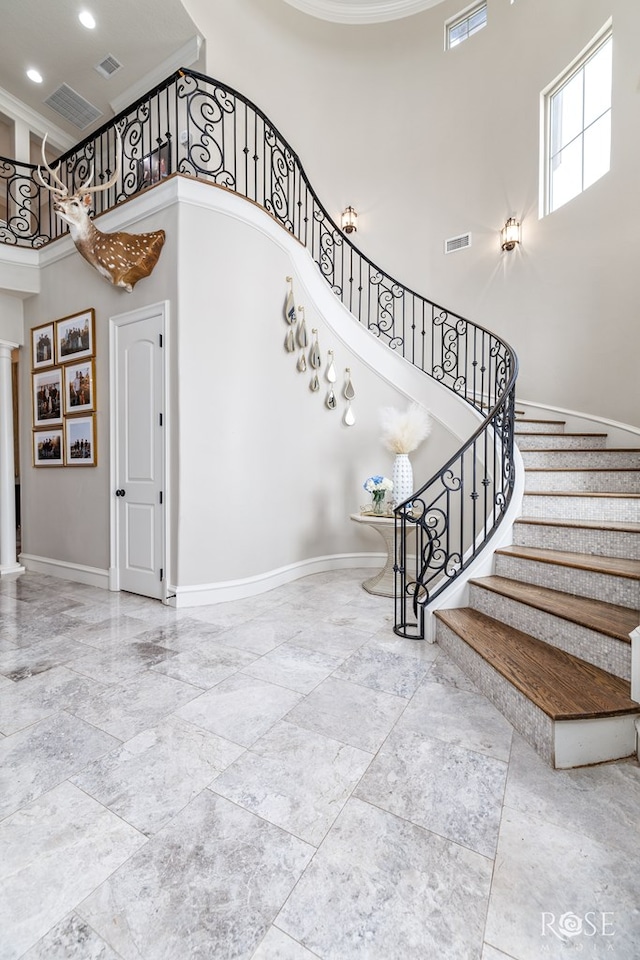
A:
[435,417,640,768]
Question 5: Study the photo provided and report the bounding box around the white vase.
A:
[393,453,413,507]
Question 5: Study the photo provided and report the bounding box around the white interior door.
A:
[112,306,165,599]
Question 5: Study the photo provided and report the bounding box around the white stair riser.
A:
[521,450,640,469]
[513,522,640,560]
[469,584,631,680]
[554,716,638,769]
[436,620,638,768]
[516,435,607,450]
[521,493,640,523]
[494,554,640,610]
[525,470,640,493]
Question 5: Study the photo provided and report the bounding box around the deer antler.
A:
[79,129,122,196]
[36,134,68,197]
[37,130,122,199]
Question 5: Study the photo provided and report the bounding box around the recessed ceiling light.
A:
[27,68,43,83]
[78,10,96,29]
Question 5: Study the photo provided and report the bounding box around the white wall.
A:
[0,293,24,345]
[174,184,464,587]
[19,199,179,574]
[16,178,469,593]
[181,0,640,427]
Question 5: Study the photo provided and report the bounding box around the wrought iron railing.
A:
[0,67,518,636]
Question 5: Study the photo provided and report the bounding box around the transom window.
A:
[545,29,612,214]
[446,2,487,50]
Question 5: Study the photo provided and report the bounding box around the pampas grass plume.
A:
[379,402,432,454]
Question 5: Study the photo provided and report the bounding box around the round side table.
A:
[350,513,397,597]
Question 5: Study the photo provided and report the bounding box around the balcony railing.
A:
[0,67,518,637]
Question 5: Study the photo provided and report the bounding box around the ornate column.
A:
[0,341,24,576]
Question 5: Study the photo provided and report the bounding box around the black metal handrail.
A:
[0,67,518,636]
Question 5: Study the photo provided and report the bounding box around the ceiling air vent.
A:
[44,84,103,130]
[95,55,123,79]
[445,232,472,254]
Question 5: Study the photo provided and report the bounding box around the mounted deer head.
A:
[38,131,165,293]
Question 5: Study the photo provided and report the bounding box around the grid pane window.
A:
[584,39,612,127]
[546,32,612,214]
[583,111,611,189]
[447,3,487,49]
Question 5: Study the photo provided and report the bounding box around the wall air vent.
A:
[44,84,103,130]
[445,232,472,254]
[95,55,123,79]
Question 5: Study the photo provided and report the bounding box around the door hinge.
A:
[159,413,163,426]
[160,567,164,582]
[159,491,163,505]
[159,334,163,347]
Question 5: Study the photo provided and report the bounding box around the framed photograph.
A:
[63,359,95,415]
[32,368,63,427]
[31,322,55,370]
[65,415,96,466]
[33,429,63,466]
[55,309,95,364]
[137,141,171,190]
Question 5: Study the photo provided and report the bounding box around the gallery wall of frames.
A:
[31,308,97,467]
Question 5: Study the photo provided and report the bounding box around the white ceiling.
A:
[0,0,446,149]
[0,0,202,144]
[279,0,446,23]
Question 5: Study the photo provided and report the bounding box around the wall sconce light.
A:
[501,217,521,252]
[341,206,358,234]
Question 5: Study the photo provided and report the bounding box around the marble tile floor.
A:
[1,570,639,960]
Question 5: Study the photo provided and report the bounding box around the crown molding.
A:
[280,0,445,24]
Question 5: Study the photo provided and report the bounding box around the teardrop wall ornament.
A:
[344,367,355,400]
[284,276,296,324]
[296,306,308,348]
[310,373,320,392]
[297,351,307,372]
[344,403,355,426]
[326,350,337,383]
[325,388,337,410]
[309,329,322,369]
[285,328,295,352]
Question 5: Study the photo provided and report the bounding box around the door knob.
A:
[115,488,126,497]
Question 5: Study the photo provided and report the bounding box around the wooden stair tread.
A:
[470,575,638,642]
[515,419,566,425]
[516,517,640,534]
[435,608,640,721]
[496,545,640,581]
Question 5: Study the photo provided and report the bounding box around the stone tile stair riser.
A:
[525,470,640,494]
[468,584,632,681]
[435,619,555,766]
[512,523,640,561]
[515,434,607,450]
[513,421,566,434]
[493,554,640,610]
[521,493,640,523]
[520,450,640,469]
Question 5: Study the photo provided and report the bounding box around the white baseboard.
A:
[166,552,385,607]
[19,553,110,590]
